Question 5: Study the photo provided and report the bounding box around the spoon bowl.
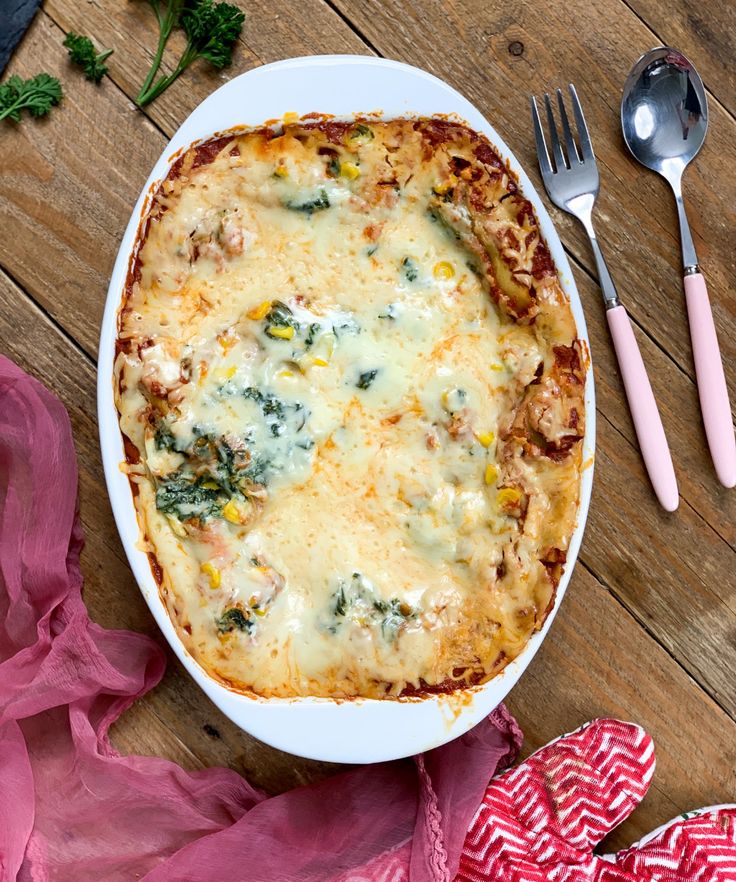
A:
[621,46,707,181]
[621,47,736,489]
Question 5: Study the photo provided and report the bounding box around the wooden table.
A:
[2,0,735,853]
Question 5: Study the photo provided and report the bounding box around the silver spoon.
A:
[621,47,736,488]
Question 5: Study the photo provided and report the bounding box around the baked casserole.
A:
[114,116,585,699]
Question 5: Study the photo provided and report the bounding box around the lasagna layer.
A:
[114,117,585,699]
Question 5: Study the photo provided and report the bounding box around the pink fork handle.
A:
[684,273,736,488]
[606,305,679,511]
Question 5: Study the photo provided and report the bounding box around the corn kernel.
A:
[311,357,328,367]
[340,161,361,180]
[200,562,221,589]
[484,464,498,485]
[212,366,235,383]
[283,111,299,125]
[489,363,505,373]
[433,261,455,280]
[268,325,295,340]
[217,333,236,353]
[201,480,219,490]
[497,487,523,508]
[278,369,294,378]
[247,300,271,321]
[432,174,458,195]
[253,607,266,617]
[222,499,244,524]
[274,164,288,178]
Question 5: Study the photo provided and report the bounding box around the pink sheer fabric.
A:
[0,356,522,882]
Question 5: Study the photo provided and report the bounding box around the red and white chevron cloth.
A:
[457,719,736,882]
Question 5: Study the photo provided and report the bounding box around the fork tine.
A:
[556,88,580,164]
[543,93,568,171]
[530,96,553,179]
[568,83,594,162]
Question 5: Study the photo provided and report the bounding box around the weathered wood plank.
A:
[43,0,368,137]
[0,14,162,357]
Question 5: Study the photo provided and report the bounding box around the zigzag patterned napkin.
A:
[458,718,736,881]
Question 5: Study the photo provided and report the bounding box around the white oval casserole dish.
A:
[98,55,595,764]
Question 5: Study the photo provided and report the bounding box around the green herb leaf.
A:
[155,473,222,521]
[263,300,299,333]
[401,256,418,282]
[181,0,245,69]
[135,0,244,107]
[63,32,114,83]
[284,189,331,214]
[217,607,253,633]
[379,598,414,641]
[334,585,347,616]
[0,73,62,123]
[304,322,321,348]
[356,369,378,390]
[350,123,374,141]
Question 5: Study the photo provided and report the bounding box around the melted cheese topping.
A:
[115,118,585,698]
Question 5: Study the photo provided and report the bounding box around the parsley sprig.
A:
[136,0,245,107]
[0,74,62,123]
[63,32,114,83]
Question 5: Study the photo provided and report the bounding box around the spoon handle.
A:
[684,272,736,488]
[606,305,679,511]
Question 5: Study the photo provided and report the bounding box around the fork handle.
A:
[684,272,736,488]
[606,305,679,511]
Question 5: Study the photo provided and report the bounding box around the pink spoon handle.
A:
[684,272,736,488]
[607,305,679,511]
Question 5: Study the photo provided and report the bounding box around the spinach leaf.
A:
[375,598,414,641]
[264,300,299,335]
[155,473,222,521]
[333,585,347,617]
[350,123,374,141]
[356,369,378,390]
[304,322,321,348]
[284,189,330,214]
[401,257,418,282]
[331,574,414,642]
[154,420,180,451]
[216,607,253,634]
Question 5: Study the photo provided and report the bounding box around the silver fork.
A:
[530,85,679,512]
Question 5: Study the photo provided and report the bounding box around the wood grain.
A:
[43,0,368,136]
[0,14,162,357]
[1,0,735,858]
